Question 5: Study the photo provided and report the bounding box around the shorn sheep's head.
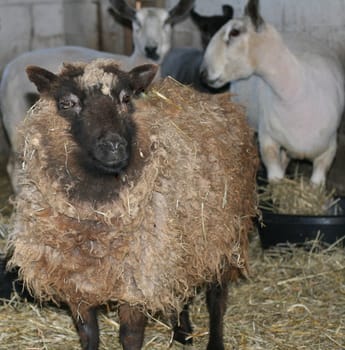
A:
[109,0,195,63]
[200,0,265,88]
[26,60,158,175]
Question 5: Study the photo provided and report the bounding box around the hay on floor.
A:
[1,235,344,350]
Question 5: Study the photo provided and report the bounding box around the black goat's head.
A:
[26,60,158,175]
[191,5,234,49]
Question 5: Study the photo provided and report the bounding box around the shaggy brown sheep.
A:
[8,59,258,350]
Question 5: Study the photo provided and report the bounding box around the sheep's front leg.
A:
[74,307,99,350]
[206,281,229,350]
[118,303,147,350]
[171,303,193,345]
[311,137,337,185]
[259,134,286,182]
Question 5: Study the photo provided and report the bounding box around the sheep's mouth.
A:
[201,80,231,92]
[204,76,228,89]
[145,51,160,61]
[100,159,129,174]
[84,150,130,175]
[200,68,228,89]
[147,53,160,61]
[92,157,129,175]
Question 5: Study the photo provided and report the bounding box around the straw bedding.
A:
[6,67,258,320]
[258,174,339,215]
[1,235,344,349]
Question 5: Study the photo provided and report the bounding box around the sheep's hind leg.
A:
[206,281,229,350]
[118,303,147,350]
[171,303,193,345]
[74,307,99,350]
[259,135,285,182]
[311,138,337,185]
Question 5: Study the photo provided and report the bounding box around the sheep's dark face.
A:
[60,88,135,174]
[26,61,158,175]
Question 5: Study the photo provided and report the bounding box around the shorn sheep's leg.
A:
[118,303,147,350]
[74,307,99,350]
[171,303,193,345]
[206,281,229,350]
[279,148,290,174]
[311,137,337,185]
[259,134,285,182]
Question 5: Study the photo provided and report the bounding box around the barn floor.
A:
[0,161,344,350]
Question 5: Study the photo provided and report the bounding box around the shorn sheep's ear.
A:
[222,5,234,19]
[108,0,136,22]
[166,0,195,25]
[26,65,58,93]
[128,64,159,95]
[244,0,265,32]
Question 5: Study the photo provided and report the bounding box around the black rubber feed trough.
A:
[258,197,345,249]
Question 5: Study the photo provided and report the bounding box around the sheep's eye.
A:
[120,90,131,104]
[229,28,240,38]
[58,97,75,110]
[57,93,81,115]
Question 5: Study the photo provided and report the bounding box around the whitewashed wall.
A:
[0,0,130,73]
[2,0,345,71]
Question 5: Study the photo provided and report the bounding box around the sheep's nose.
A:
[145,46,159,61]
[94,134,128,165]
[105,138,128,156]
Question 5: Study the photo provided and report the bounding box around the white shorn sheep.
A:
[200,0,345,185]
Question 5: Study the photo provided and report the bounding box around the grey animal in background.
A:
[109,0,195,63]
[160,5,233,93]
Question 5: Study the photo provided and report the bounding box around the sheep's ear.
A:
[244,0,264,32]
[222,5,234,19]
[166,0,195,25]
[61,62,86,78]
[108,0,136,22]
[26,65,58,93]
[128,64,158,94]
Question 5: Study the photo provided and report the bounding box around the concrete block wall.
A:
[0,0,65,70]
[1,0,345,70]
[0,0,128,73]
[3,0,345,72]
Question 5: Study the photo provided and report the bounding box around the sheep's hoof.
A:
[173,326,193,345]
[207,341,224,350]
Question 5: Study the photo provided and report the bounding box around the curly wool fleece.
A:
[9,60,258,318]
